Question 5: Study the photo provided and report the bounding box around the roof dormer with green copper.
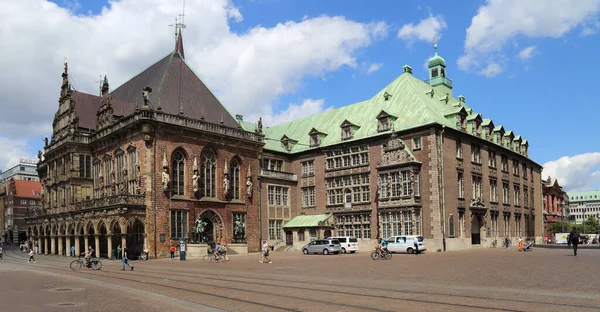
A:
[427,37,452,95]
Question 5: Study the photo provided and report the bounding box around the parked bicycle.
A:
[70,255,102,271]
[370,247,392,260]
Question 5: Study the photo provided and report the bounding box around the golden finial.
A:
[434,35,436,44]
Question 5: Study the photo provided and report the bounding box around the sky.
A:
[0,0,599,191]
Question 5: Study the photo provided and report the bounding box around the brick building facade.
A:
[25,35,544,257]
[542,177,566,239]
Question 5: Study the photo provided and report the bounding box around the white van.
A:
[386,235,426,254]
[328,236,359,253]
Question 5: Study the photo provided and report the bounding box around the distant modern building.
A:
[3,179,42,243]
[0,159,40,183]
[542,176,566,238]
[567,190,600,228]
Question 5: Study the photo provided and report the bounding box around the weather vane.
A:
[169,0,187,40]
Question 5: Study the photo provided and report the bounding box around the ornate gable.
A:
[280,135,298,152]
[378,133,420,169]
[308,128,327,147]
[96,76,115,130]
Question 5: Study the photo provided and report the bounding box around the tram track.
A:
[3,247,598,311]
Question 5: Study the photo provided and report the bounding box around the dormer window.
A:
[383,92,392,101]
[280,135,296,152]
[310,134,320,147]
[341,126,353,140]
[340,119,359,141]
[376,110,395,133]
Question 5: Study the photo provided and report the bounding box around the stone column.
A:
[57,236,63,256]
[43,237,48,255]
[121,234,127,249]
[94,235,100,258]
[51,236,56,255]
[84,234,89,252]
[107,235,113,260]
[74,236,80,257]
[66,236,71,257]
[37,237,42,254]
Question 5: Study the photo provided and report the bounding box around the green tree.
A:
[550,221,571,234]
[582,216,599,234]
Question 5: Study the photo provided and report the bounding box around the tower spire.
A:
[170,0,186,59]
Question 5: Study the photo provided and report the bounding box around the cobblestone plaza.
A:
[1,246,598,311]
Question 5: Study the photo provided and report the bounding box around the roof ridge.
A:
[111,53,173,99]
[153,52,177,108]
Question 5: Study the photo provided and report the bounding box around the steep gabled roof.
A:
[109,32,237,127]
[13,180,42,199]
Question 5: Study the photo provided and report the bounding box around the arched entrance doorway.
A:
[193,210,223,244]
[77,225,85,254]
[471,213,481,245]
[98,223,108,258]
[111,222,122,257]
[285,230,293,246]
[87,224,96,255]
[126,219,145,259]
[59,225,66,256]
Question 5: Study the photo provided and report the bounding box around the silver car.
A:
[302,239,342,255]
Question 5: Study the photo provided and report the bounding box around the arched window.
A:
[200,148,216,197]
[172,151,185,196]
[230,158,240,200]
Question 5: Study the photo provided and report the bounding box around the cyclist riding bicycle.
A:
[213,243,223,260]
[84,246,95,267]
[377,237,388,254]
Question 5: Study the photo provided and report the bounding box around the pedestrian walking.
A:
[570,228,580,256]
[413,236,420,255]
[28,249,36,263]
[260,240,271,263]
[169,245,176,260]
[71,245,75,257]
[121,246,134,271]
[222,243,229,261]
[116,245,122,259]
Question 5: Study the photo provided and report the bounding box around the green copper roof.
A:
[283,214,331,228]
[482,118,493,127]
[428,43,446,66]
[568,190,600,202]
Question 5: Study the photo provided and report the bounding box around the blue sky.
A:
[3,0,600,190]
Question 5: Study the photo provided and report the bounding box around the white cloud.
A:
[478,62,503,78]
[397,14,447,43]
[367,62,383,74]
[517,46,536,60]
[250,98,332,126]
[0,0,387,160]
[542,152,600,191]
[0,137,36,171]
[459,0,600,73]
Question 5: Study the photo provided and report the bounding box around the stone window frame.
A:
[457,170,464,199]
[489,178,498,203]
[412,137,422,151]
[456,139,463,159]
[79,154,91,178]
[448,215,455,238]
[267,185,290,206]
[513,184,521,207]
[170,210,188,239]
[102,156,113,196]
[114,149,126,193]
[263,158,283,172]
[326,173,370,206]
[126,146,138,194]
[470,144,481,164]
[200,147,217,198]
[229,157,241,200]
[171,149,186,196]
[301,186,316,208]
[325,145,369,171]
[341,126,353,140]
[488,150,496,168]
[472,174,483,201]
[335,213,371,239]
[301,160,315,177]
[92,158,101,198]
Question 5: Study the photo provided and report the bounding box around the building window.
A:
[413,137,422,150]
[115,151,125,192]
[503,182,510,204]
[514,185,521,206]
[325,145,369,170]
[403,211,413,235]
[458,172,464,198]
[127,148,138,194]
[302,187,316,207]
[512,160,519,176]
[172,151,185,196]
[523,186,528,207]
[79,155,91,178]
[310,134,320,147]
[268,186,289,206]
[402,170,411,196]
[501,155,508,172]
[471,144,481,164]
[448,215,455,238]
[262,158,283,171]
[103,157,113,196]
[232,213,246,243]
[268,220,283,240]
[170,210,187,239]
[491,214,499,238]
[335,213,370,238]
[431,68,439,77]
[515,215,521,237]
[522,164,528,179]
[472,175,482,200]
[490,179,498,203]
[326,173,370,205]
[298,230,305,241]
[488,150,496,168]
[414,171,420,197]
[456,140,462,159]
[230,158,240,200]
[341,126,353,140]
[92,160,101,198]
[531,189,534,208]
[301,160,315,177]
[504,214,510,236]
[378,117,390,132]
[200,148,216,198]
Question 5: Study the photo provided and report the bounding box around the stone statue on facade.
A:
[37,150,42,162]
[257,117,263,133]
[246,177,253,198]
[142,87,152,106]
[162,168,170,192]
[43,137,48,147]
[234,217,245,237]
[192,157,199,193]
[223,174,230,195]
[193,218,207,234]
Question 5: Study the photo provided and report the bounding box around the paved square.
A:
[1,246,599,311]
